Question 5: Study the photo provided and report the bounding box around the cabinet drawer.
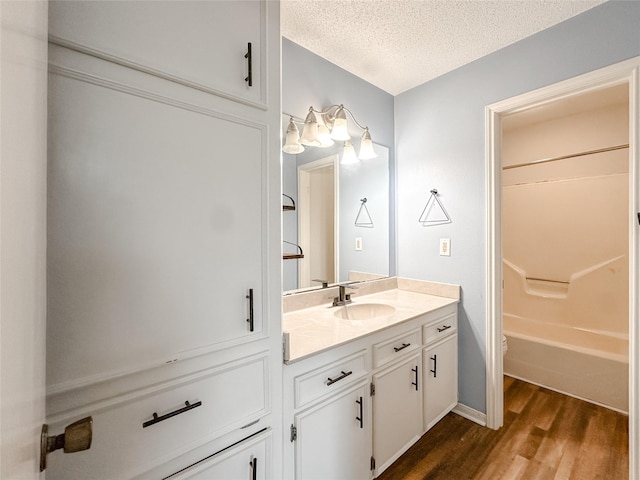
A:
[47,354,269,480]
[423,313,457,346]
[372,329,421,369]
[294,350,367,409]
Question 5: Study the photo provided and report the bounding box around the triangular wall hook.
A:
[355,197,374,227]
[418,189,451,226]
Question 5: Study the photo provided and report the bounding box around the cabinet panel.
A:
[423,335,458,431]
[168,430,271,480]
[372,353,422,475]
[49,0,265,107]
[48,73,265,387]
[295,382,371,480]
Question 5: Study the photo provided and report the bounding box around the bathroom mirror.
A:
[282,116,390,293]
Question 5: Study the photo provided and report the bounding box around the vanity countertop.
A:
[283,279,459,363]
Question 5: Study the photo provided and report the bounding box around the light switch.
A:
[439,238,450,256]
[355,237,363,251]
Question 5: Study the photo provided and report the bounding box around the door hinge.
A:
[371,456,376,471]
[290,424,297,442]
[370,382,375,396]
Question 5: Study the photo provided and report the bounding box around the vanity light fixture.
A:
[282,104,377,163]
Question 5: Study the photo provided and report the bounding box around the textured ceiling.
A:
[281,0,607,95]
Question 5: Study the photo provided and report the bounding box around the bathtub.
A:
[504,313,629,412]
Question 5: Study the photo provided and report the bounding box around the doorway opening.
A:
[485,57,639,478]
[501,83,629,412]
[297,155,339,289]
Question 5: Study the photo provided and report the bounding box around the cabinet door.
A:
[49,1,266,107]
[372,353,422,475]
[294,382,371,480]
[423,335,458,431]
[47,72,265,387]
[169,431,270,480]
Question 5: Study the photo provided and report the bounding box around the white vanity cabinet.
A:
[46,1,281,479]
[372,352,423,475]
[284,293,459,480]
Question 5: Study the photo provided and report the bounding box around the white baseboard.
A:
[452,403,487,426]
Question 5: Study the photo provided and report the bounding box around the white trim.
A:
[485,57,640,479]
[452,403,487,427]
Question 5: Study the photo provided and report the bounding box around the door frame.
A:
[297,155,339,288]
[485,57,639,478]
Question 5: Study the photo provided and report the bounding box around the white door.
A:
[0,1,48,477]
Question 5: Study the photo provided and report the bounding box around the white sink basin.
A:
[333,303,396,320]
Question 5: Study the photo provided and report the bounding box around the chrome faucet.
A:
[332,283,358,307]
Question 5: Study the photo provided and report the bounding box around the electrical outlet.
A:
[355,237,363,251]
[439,238,451,256]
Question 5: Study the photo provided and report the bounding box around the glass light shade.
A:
[317,123,334,147]
[300,110,320,146]
[358,129,377,160]
[282,119,305,154]
[341,141,358,164]
[330,106,350,141]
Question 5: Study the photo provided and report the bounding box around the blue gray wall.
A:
[395,0,640,413]
[282,38,396,283]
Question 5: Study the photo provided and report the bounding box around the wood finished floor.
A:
[377,377,629,480]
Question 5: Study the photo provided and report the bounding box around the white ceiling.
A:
[281,0,607,95]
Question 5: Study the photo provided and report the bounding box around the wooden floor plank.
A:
[377,377,629,480]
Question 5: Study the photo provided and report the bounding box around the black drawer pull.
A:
[246,288,254,332]
[430,354,438,378]
[142,400,202,428]
[393,342,410,352]
[412,365,419,391]
[437,325,452,333]
[244,42,253,86]
[326,370,352,386]
[250,457,257,480]
[356,396,364,428]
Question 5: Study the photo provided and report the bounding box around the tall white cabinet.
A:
[45,2,282,478]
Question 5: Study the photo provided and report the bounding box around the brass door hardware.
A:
[40,416,93,472]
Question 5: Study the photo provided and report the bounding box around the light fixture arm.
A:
[308,104,369,132]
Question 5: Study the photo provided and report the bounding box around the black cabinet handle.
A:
[250,457,257,480]
[393,342,410,352]
[430,354,437,378]
[244,42,253,86]
[411,366,419,391]
[246,288,254,332]
[356,396,363,428]
[437,325,452,333]
[326,370,352,386]
[142,400,202,428]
